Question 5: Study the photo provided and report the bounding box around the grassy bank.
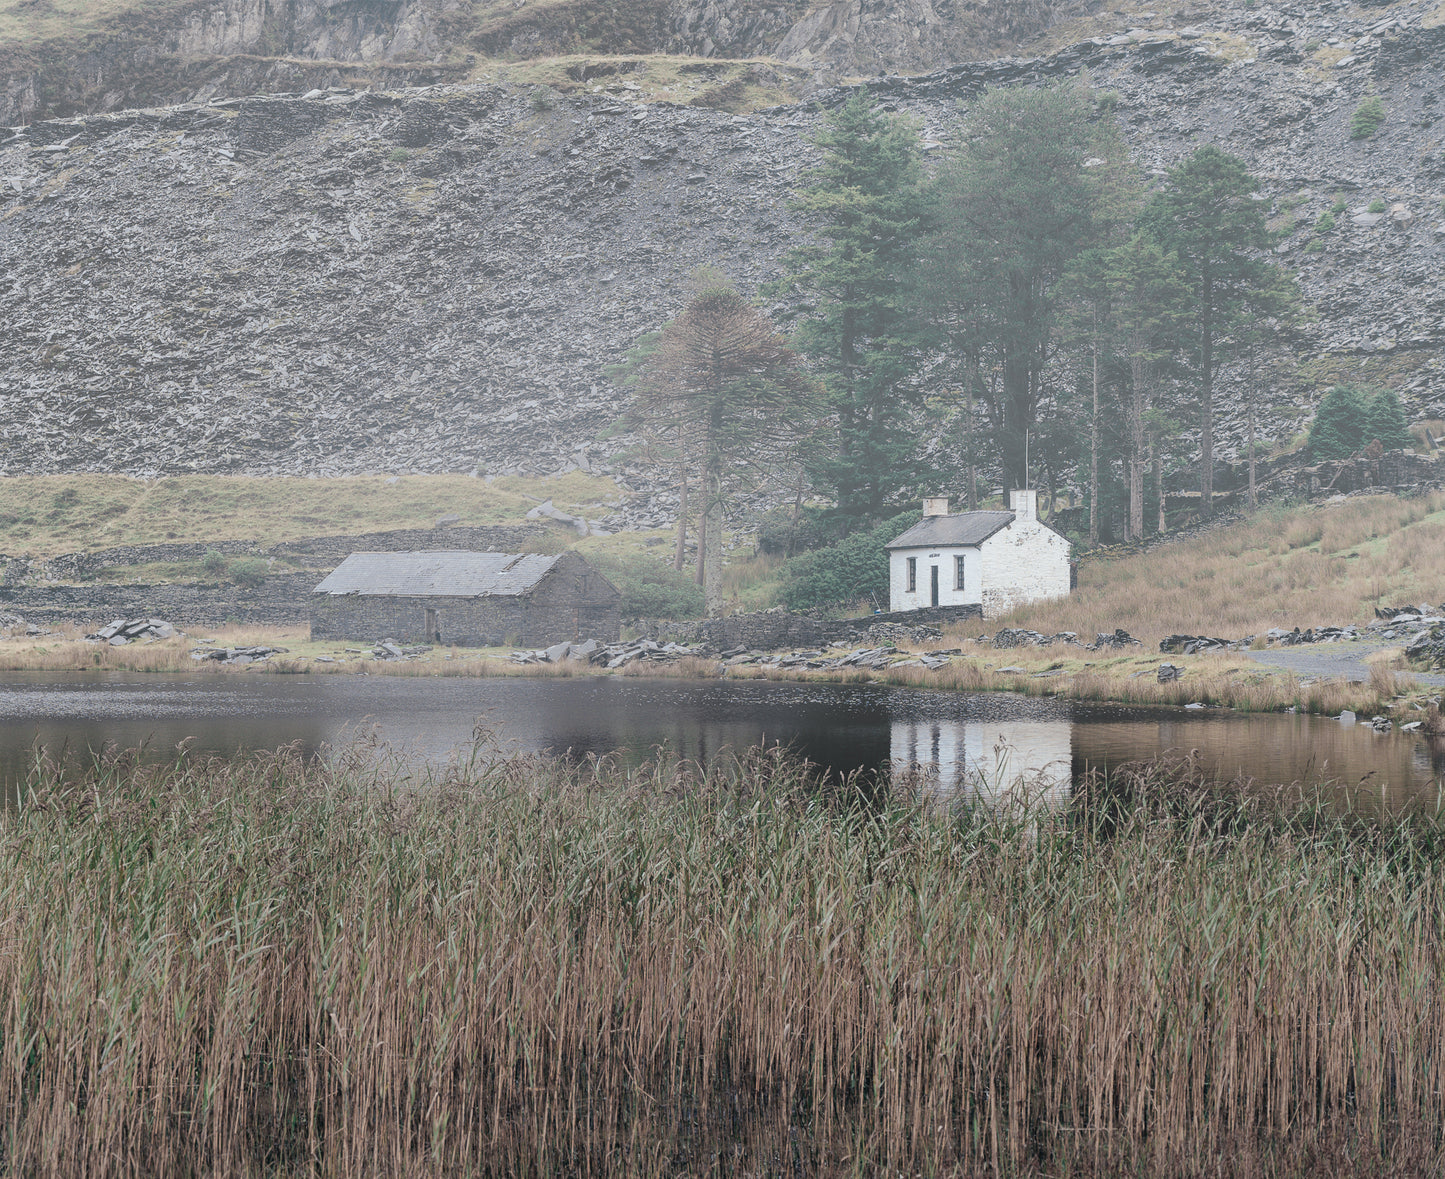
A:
[1001,491,1445,647]
[0,472,622,557]
[4,747,1445,1176]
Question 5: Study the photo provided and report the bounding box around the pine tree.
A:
[1363,389,1413,452]
[1141,146,1293,516]
[1307,385,1368,461]
[773,89,926,529]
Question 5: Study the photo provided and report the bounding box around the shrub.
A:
[228,557,269,589]
[528,85,559,113]
[387,147,409,163]
[1331,197,1348,214]
[781,510,920,611]
[1368,198,1386,214]
[1304,239,1324,254]
[201,549,226,576]
[1315,211,1335,232]
[1350,95,1385,140]
[588,551,704,619]
[754,506,833,557]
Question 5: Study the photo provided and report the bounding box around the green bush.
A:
[1315,211,1335,232]
[201,549,226,576]
[388,147,410,163]
[1350,96,1385,140]
[528,86,559,113]
[1368,198,1386,214]
[754,506,833,557]
[1331,197,1348,215]
[228,557,269,589]
[588,551,704,619]
[781,510,920,611]
[1307,385,1412,460]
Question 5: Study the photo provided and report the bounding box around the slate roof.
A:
[312,551,566,598]
[885,512,1017,550]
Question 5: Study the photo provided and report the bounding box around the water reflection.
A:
[0,672,1438,813]
[890,718,1071,807]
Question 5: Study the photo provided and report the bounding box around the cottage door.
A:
[930,565,939,607]
[424,608,439,643]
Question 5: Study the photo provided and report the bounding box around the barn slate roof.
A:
[885,512,1017,550]
[312,551,569,598]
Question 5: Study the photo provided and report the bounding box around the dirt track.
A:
[1248,640,1445,688]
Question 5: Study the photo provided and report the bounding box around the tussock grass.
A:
[5,745,1445,1175]
[1004,491,1445,646]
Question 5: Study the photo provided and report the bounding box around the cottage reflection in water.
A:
[889,718,1071,806]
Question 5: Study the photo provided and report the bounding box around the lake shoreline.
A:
[0,621,1437,723]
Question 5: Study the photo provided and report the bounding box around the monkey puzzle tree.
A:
[633,286,814,613]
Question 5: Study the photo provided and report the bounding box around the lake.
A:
[0,671,1440,812]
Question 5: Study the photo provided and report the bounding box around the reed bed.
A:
[4,744,1445,1177]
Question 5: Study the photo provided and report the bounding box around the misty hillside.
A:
[1,0,1444,516]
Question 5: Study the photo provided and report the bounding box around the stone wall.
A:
[0,574,318,628]
[310,594,620,646]
[639,603,983,651]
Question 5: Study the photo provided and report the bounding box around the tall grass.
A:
[4,745,1445,1176]
[1005,490,1445,645]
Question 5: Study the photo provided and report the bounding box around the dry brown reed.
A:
[4,745,1445,1176]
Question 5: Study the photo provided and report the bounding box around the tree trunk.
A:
[1089,333,1100,546]
[1247,343,1258,511]
[673,455,689,572]
[1199,279,1215,517]
[1128,348,1147,542]
[703,473,724,616]
[1153,432,1166,535]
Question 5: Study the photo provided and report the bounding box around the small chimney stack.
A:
[922,496,950,517]
[1010,489,1037,522]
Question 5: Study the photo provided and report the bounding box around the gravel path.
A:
[1248,640,1445,687]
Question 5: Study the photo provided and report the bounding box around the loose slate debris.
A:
[1160,634,1236,654]
[86,617,179,644]
[190,644,287,664]
[371,641,431,660]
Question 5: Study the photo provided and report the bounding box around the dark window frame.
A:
[906,556,916,593]
[954,554,966,591]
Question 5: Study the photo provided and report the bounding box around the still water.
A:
[0,672,1440,811]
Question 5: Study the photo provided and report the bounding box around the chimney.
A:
[1010,489,1037,522]
[922,496,950,517]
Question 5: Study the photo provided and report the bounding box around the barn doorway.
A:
[424,608,439,643]
[930,566,939,607]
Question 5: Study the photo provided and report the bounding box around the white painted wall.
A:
[977,516,1071,617]
[888,545,980,611]
[889,717,1071,806]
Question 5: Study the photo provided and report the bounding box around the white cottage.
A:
[885,491,1071,617]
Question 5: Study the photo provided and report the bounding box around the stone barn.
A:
[886,491,1071,618]
[310,551,621,646]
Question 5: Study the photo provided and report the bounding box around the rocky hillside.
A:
[1,0,1091,125]
[1,0,1444,520]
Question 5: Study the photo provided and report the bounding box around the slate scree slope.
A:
[1,0,1443,527]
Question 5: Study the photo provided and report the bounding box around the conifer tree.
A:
[773,89,926,529]
[921,82,1129,495]
[1141,146,1293,516]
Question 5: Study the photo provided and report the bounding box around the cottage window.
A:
[954,555,965,591]
[906,556,916,593]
